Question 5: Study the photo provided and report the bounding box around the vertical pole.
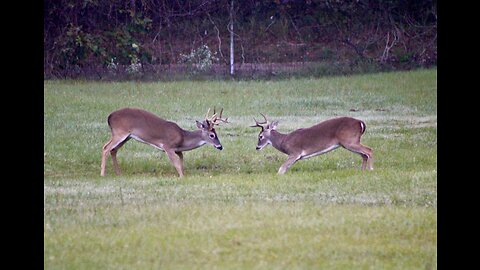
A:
[230,0,234,76]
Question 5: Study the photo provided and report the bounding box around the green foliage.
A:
[179,45,219,74]
[58,24,106,70]
[104,14,152,68]
[44,0,437,79]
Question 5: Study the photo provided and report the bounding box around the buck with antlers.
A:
[101,107,229,177]
[251,114,373,174]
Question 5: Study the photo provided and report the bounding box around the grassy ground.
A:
[44,68,437,269]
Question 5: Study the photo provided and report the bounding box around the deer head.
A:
[196,107,230,150]
[250,113,279,150]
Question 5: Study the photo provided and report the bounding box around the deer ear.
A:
[196,120,206,130]
[269,121,278,130]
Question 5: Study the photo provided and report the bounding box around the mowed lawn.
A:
[44,69,437,269]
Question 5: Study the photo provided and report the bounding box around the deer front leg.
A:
[278,154,301,175]
[165,149,184,177]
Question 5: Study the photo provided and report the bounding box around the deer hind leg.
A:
[278,154,301,175]
[100,134,130,176]
[342,142,373,170]
[101,138,113,176]
[165,149,184,177]
[112,137,131,175]
[176,152,184,175]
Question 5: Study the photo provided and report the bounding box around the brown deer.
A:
[251,114,373,174]
[101,107,229,177]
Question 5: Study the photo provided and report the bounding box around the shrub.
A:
[179,45,219,74]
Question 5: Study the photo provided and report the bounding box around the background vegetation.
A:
[44,68,437,269]
[44,0,437,79]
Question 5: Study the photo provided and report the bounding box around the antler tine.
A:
[211,107,229,125]
[250,113,268,128]
[211,106,218,122]
[205,107,218,123]
[215,117,230,124]
[259,113,268,124]
[250,118,260,128]
[205,108,211,121]
[218,108,223,119]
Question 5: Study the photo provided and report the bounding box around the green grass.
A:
[44,68,437,269]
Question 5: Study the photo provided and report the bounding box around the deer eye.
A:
[209,133,216,139]
[259,135,264,140]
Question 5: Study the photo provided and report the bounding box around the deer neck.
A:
[270,130,288,154]
[178,130,206,151]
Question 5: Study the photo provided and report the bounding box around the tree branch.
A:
[206,12,225,64]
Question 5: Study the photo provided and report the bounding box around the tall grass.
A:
[44,68,437,269]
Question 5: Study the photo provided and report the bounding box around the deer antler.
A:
[213,108,229,124]
[205,107,229,129]
[205,107,216,123]
[250,113,268,129]
[205,108,212,121]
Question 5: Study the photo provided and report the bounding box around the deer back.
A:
[280,117,365,154]
[108,108,184,146]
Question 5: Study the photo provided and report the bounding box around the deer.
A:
[250,114,373,174]
[100,107,229,177]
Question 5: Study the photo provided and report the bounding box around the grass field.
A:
[44,69,437,269]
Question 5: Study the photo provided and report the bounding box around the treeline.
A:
[44,0,437,79]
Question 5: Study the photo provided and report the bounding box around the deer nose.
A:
[256,146,261,150]
[216,145,223,150]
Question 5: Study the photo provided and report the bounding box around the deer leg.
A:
[101,138,113,176]
[368,151,374,170]
[100,134,130,176]
[364,146,374,170]
[165,149,184,177]
[110,148,121,175]
[278,154,301,175]
[342,143,373,170]
[111,137,130,175]
[176,152,184,175]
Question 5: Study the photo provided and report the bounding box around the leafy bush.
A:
[179,45,219,73]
